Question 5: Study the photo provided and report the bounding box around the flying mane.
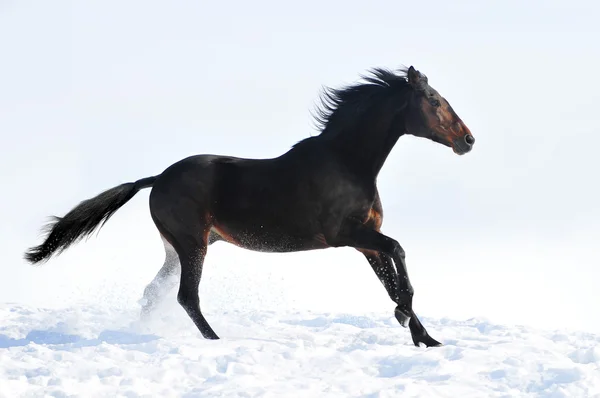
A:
[311,67,413,140]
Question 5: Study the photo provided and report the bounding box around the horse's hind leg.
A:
[173,230,219,339]
[140,236,181,317]
[361,251,441,347]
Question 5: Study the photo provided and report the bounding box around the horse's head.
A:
[404,66,474,155]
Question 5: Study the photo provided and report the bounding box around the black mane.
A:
[312,67,412,138]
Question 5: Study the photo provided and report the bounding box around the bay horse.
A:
[25,66,474,347]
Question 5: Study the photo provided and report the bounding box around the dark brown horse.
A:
[25,66,474,347]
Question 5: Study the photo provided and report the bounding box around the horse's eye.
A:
[429,99,440,107]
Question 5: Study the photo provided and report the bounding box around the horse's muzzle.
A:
[453,134,475,155]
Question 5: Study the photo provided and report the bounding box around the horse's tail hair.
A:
[24,176,157,265]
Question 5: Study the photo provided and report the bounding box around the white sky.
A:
[1,1,599,333]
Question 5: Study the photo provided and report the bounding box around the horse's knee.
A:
[388,240,406,261]
[392,242,405,259]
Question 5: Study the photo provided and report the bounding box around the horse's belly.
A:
[210,224,328,253]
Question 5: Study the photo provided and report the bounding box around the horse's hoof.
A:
[394,306,411,328]
[412,334,443,348]
[202,330,220,340]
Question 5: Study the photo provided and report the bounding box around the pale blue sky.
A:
[1,1,599,332]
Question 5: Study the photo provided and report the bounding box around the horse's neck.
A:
[329,116,405,178]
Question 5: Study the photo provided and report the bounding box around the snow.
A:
[1,302,599,397]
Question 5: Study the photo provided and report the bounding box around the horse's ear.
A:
[407,66,428,91]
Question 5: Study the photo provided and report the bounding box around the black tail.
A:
[24,176,157,265]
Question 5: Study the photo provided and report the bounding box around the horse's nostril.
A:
[464,134,475,145]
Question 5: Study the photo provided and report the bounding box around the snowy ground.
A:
[1,302,599,397]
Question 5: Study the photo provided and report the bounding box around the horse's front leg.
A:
[361,250,441,347]
[334,220,414,323]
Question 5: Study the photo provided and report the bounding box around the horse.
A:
[24,65,474,347]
